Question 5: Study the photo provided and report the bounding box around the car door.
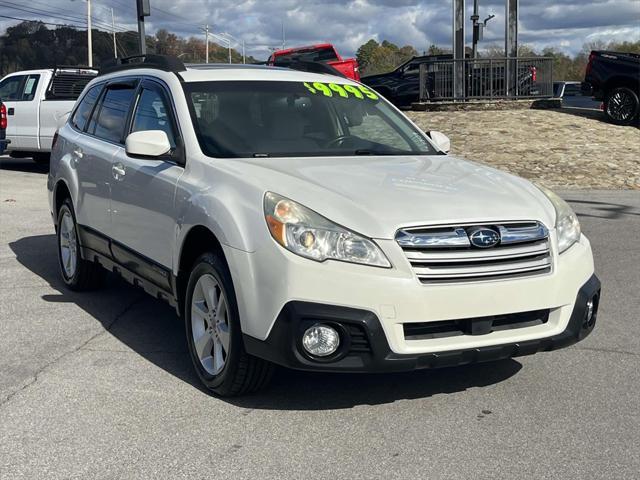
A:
[109,79,184,270]
[71,80,137,236]
[395,62,421,105]
[0,74,27,148]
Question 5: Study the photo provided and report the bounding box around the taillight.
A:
[51,130,59,149]
[586,52,595,76]
[0,103,7,130]
[530,66,537,82]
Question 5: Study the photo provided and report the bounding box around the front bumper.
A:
[243,274,600,372]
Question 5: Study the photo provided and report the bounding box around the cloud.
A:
[1,0,639,59]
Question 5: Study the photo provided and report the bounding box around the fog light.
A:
[585,298,595,327]
[302,324,340,357]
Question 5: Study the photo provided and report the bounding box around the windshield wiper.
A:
[354,149,427,156]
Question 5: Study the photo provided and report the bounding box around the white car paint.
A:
[48,64,596,362]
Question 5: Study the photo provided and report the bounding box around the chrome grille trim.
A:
[396,221,552,283]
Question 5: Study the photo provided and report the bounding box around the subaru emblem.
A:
[468,228,500,248]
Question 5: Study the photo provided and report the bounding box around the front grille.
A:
[396,222,551,283]
[404,309,550,341]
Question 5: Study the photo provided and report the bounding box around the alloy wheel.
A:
[59,210,78,279]
[608,90,635,122]
[190,273,230,376]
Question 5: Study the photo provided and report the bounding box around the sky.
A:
[1,0,639,59]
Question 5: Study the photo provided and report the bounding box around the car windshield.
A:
[183,80,437,158]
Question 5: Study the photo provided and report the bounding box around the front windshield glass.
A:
[183,80,436,158]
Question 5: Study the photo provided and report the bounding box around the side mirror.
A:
[427,130,451,153]
[125,130,171,158]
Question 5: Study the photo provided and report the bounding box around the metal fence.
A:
[418,57,553,102]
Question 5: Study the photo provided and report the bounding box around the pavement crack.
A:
[576,346,639,357]
[0,295,145,409]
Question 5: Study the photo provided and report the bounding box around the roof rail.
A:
[100,54,186,75]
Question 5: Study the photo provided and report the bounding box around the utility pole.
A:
[200,24,209,63]
[471,0,495,59]
[87,0,92,66]
[111,8,117,58]
[137,0,150,55]
[281,21,285,50]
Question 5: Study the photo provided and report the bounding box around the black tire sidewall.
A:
[56,199,81,287]
[184,253,243,392]
[605,87,639,125]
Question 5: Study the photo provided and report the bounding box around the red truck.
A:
[268,43,360,80]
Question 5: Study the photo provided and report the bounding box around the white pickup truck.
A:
[0,67,97,163]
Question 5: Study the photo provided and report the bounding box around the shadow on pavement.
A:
[0,156,49,174]
[10,233,523,409]
[568,199,640,220]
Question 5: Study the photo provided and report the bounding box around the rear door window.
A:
[91,83,137,143]
[0,75,26,101]
[21,75,40,101]
[71,84,102,131]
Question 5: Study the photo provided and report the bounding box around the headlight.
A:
[264,192,391,268]
[537,185,581,253]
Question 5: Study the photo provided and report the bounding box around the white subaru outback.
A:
[48,55,600,396]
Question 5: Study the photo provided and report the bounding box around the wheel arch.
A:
[53,179,72,224]
[176,225,228,315]
[603,76,640,96]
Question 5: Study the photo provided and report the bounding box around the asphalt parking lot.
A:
[1,155,639,479]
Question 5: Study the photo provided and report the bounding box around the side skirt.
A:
[77,225,180,313]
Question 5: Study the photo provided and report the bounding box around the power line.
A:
[0,1,132,33]
[0,13,83,29]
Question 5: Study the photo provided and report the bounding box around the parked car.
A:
[363,55,541,106]
[554,81,602,109]
[0,98,8,155]
[583,50,640,125]
[268,43,360,80]
[0,67,97,163]
[362,54,454,106]
[48,55,600,396]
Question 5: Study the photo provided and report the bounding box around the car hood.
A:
[229,155,555,239]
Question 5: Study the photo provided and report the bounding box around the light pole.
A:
[209,32,232,63]
[221,32,245,64]
[71,0,92,66]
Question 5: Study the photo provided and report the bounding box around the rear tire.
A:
[604,87,639,126]
[184,252,274,396]
[56,198,105,291]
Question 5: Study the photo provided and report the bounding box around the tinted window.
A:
[131,87,176,148]
[0,75,26,101]
[72,84,102,131]
[278,47,339,63]
[92,86,136,143]
[21,75,40,101]
[403,63,420,76]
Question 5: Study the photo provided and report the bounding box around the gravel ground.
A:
[408,108,640,190]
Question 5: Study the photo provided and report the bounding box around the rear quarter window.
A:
[71,84,102,131]
[92,86,136,143]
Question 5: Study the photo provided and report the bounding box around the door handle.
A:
[7,108,14,115]
[73,148,83,159]
[112,163,126,180]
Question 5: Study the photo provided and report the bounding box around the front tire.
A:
[185,252,274,396]
[604,87,639,126]
[56,198,105,290]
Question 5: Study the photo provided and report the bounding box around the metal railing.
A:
[418,57,553,102]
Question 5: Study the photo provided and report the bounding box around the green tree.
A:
[356,39,379,72]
